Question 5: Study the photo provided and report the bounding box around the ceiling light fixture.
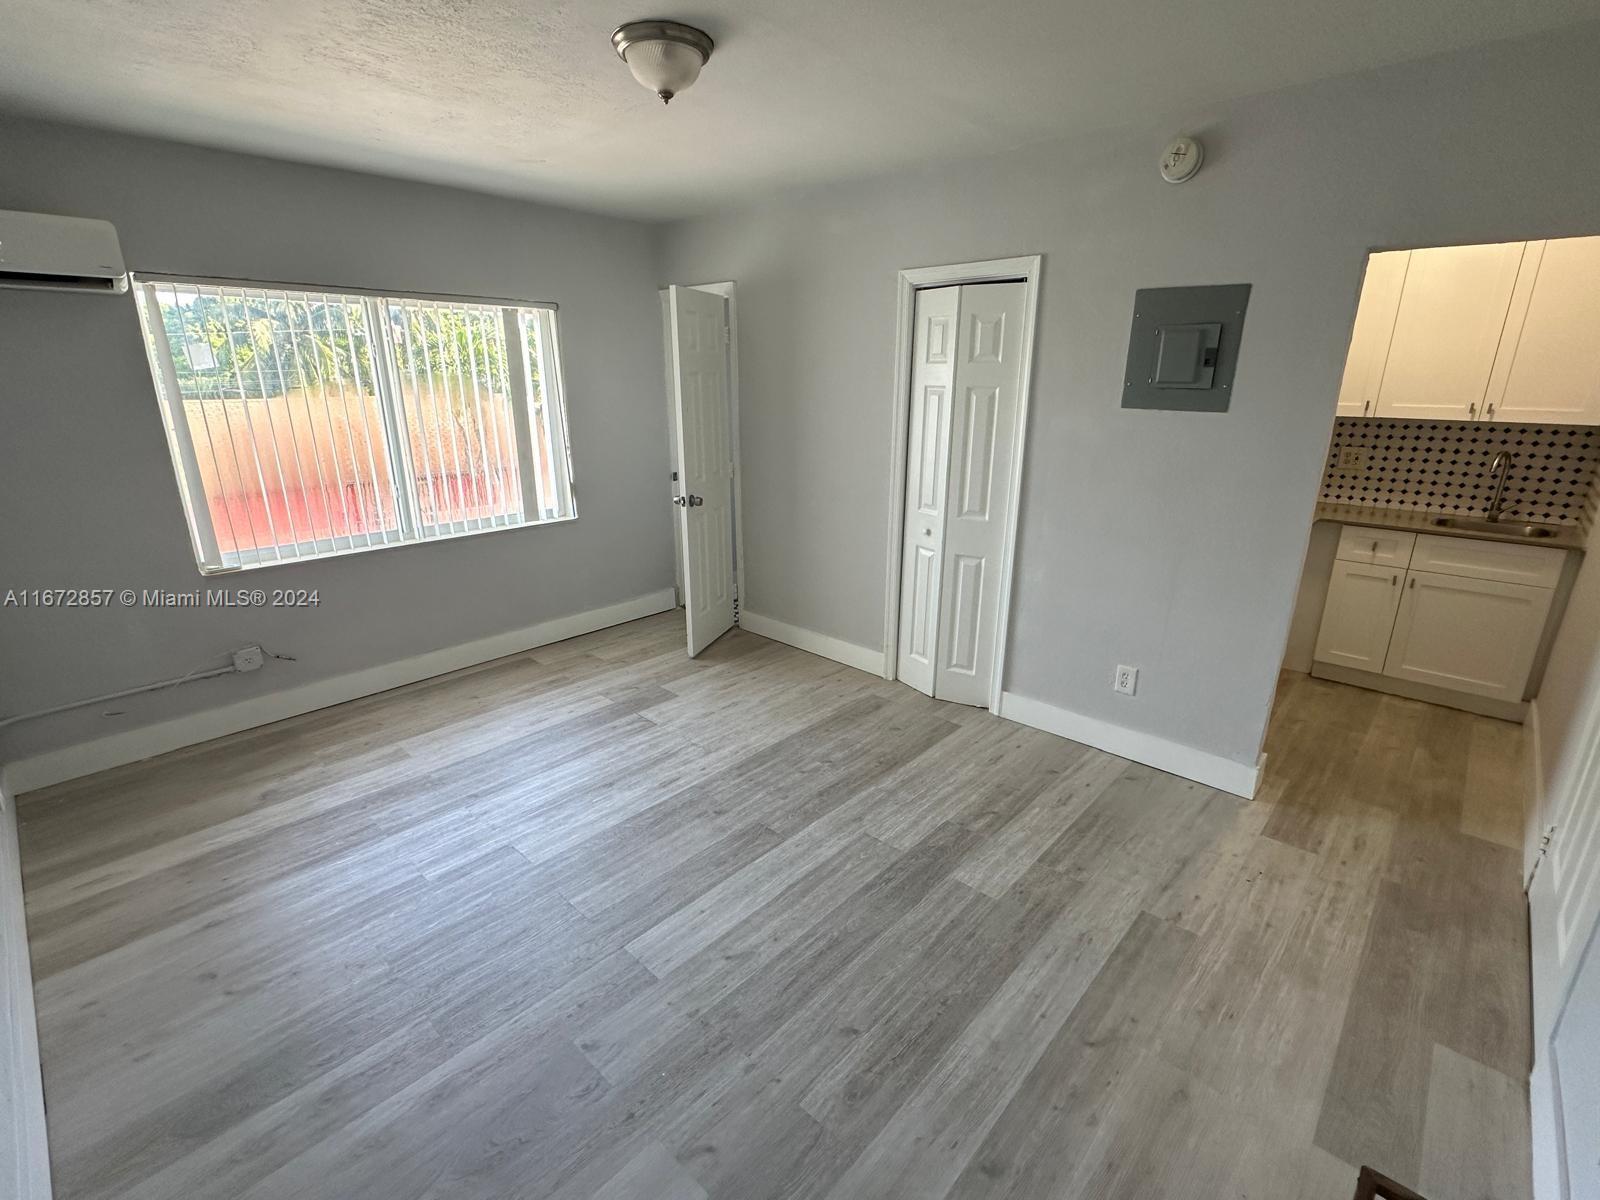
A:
[611,19,715,105]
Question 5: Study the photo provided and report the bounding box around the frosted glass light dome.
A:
[611,21,715,105]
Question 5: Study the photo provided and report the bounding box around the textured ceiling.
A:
[2,0,1597,219]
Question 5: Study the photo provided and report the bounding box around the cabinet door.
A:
[1374,241,1526,420]
[1382,569,1554,700]
[1485,237,1600,424]
[1336,251,1409,417]
[1313,560,1405,671]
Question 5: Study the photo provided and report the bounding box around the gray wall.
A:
[0,117,673,764]
[1281,523,1340,675]
[661,23,1600,770]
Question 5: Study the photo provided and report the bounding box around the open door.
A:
[667,285,736,656]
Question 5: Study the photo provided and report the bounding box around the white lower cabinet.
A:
[1382,569,1555,701]
[1313,527,1565,707]
[1313,560,1404,671]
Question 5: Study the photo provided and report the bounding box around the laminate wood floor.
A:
[17,613,1533,1199]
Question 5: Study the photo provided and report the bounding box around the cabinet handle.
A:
[1408,577,1416,589]
[1362,401,1370,416]
[1469,402,1478,419]
[1486,402,1496,419]
[1392,574,1398,586]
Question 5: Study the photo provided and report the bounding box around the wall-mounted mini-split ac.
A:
[0,208,127,294]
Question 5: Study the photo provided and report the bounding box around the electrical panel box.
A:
[1122,284,1251,411]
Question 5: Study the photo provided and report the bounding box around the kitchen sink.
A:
[1430,515,1559,539]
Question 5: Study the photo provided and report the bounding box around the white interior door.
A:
[896,281,1027,706]
[896,287,958,697]
[1529,650,1600,1198]
[1551,921,1600,1200]
[668,285,735,657]
[936,281,1026,706]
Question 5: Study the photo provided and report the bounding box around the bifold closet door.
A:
[896,286,957,697]
[897,281,1027,705]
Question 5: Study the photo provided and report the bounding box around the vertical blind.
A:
[133,278,575,572]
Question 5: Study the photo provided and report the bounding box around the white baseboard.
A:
[1,782,52,1200]
[998,691,1261,799]
[2,588,678,795]
[738,611,887,676]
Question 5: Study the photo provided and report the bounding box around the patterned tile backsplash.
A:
[1321,418,1600,527]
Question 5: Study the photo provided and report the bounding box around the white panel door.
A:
[896,287,958,697]
[1380,569,1552,700]
[1312,560,1405,671]
[1336,250,1409,417]
[1553,920,1600,1200]
[1528,621,1600,1198]
[1375,241,1526,420]
[934,281,1027,706]
[1487,236,1600,424]
[668,285,736,657]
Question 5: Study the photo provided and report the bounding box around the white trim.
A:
[998,690,1262,799]
[0,780,52,1200]
[659,292,684,602]
[2,588,677,795]
[882,256,1043,714]
[1527,697,1548,888]
[738,611,887,676]
[132,270,557,312]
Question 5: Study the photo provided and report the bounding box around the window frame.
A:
[133,274,577,575]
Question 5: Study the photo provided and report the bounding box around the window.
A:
[133,277,575,573]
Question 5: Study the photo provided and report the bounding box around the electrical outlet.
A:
[1337,446,1364,470]
[1114,665,1138,695]
[232,645,264,673]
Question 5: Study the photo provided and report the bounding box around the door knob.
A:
[674,494,703,507]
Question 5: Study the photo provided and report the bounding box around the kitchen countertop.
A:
[1314,502,1588,551]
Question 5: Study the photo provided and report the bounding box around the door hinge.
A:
[1526,824,1556,890]
[723,324,731,346]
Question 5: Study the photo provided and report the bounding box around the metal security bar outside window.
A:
[133,276,575,573]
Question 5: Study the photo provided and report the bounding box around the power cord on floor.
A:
[0,645,295,729]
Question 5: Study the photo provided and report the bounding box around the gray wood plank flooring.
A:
[17,614,1532,1199]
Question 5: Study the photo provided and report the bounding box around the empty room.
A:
[3,3,1600,1199]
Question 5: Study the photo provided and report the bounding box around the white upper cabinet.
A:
[1335,250,1409,417]
[1484,236,1600,424]
[1373,241,1526,421]
[1339,236,1600,425]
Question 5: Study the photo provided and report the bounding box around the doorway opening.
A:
[883,256,1042,712]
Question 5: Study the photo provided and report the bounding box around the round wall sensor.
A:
[1160,136,1204,184]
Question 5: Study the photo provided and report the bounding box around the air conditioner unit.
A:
[0,208,128,295]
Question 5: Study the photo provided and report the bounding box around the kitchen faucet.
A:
[1486,451,1514,522]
